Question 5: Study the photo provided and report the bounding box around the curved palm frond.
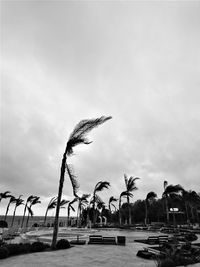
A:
[94,181,110,192]
[146,191,157,201]
[60,199,69,207]
[126,177,140,192]
[0,191,12,201]
[163,184,184,197]
[66,116,112,156]
[66,164,79,197]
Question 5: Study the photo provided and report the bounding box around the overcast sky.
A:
[1,1,200,216]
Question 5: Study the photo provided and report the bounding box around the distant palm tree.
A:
[67,198,78,227]
[108,196,118,213]
[51,116,112,249]
[21,195,37,228]
[182,190,200,224]
[44,197,57,225]
[145,191,157,225]
[92,181,110,225]
[4,196,16,222]
[118,191,133,225]
[11,196,24,227]
[162,183,183,224]
[124,174,140,225]
[26,196,41,228]
[77,194,90,227]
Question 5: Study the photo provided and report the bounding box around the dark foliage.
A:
[56,239,70,250]
[0,247,9,259]
[0,220,8,228]
[30,242,46,252]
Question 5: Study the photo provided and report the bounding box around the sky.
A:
[1,1,200,216]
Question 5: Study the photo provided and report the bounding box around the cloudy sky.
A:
[1,1,200,216]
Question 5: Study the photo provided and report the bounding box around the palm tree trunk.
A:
[145,200,148,225]
[185,202,190,224]
[51,152,67,249]
[165,196,169,224]
[67,207,70,227]
[127,196,131,225]
[44,208,49,225]
[119,197,122,226]
[11,205,17,227]
[4,200,11,221]
[21,203,27,228]
[92,192,96,225]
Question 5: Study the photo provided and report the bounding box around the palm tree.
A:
[11,196,24,227]
[118,191,133,225]
[182,190,200,224]
[77,194,90,227]
[108,196,118,214]
[162,183,184,225]
[26,196,41,228]
[51,116,112,249]
[92,181,110,225]
[67,197,78,227]
[145,191,157,225]
[124,174,140,225]
[44,197,57,225]
[21,195,37,228]
[4,196,17,222]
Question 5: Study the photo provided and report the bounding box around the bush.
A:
[56,239,70,250]
[30,242,45,252]
[0,247,9,259]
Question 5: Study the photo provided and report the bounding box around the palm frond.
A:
[66,164,79,197]
[127,177,140,191]
[60,199,69,207]
[109,196,118,204]
[146,191,157,201]
[163,184,184,196]
[120,191,133,198]
[95,181,110,192]
[66,116,112,156]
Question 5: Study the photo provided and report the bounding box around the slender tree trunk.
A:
[185,202,190,224]
[11,206,17,227]
[77,201,80,227]
[51,152,67,249]
[67,207,70,227]
[165,196,169,224]
[4,201,11,221]
[127,195,131,225]
[119,197,122,226]
[44,208,49,225]
[21,202,27,228]
[92,192,96,225]
[145,200,148,225]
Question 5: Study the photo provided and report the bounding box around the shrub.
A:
[0,247,9,259]
[56,239,70,250]
[30,242,45,252]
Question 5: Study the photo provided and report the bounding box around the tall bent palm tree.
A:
[4,196,16,222]
[44,197,57,225]
[145,191,157,225]
[51,116,112,249]
[124,174,140,225]
[67,198,78,227]
[21,195,37,228]
[26,196,41,228]
[11,196,24,227]
[92,181,110,225]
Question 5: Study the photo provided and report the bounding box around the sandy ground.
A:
[1,229,200,267]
